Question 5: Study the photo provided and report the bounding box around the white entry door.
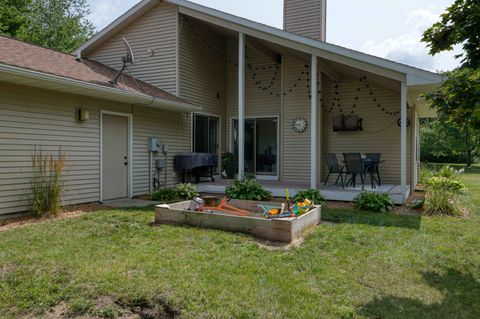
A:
[102,114,129,201]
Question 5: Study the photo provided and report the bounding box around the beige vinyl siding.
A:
[281,57,314,182]
[323,77,412,185]
[284,0,327,42]
[0,82,189,215]
[226,39,282,152]
[132,106,190,194]
[0,83,102,214]
[86,2,179,95]
[179,17,227,151]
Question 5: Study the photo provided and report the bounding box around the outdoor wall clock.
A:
[292,117,308,133]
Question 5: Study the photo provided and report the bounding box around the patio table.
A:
[343,156,384,189]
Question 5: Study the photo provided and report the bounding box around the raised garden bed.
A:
[155,199,321,243]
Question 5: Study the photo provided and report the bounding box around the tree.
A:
[423,0,480,68]
[422,0,480,165]
[0,0,94,52]
[421,118,479,164]
[0,0,31,36]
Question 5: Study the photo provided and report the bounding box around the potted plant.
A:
[221,152,238,179]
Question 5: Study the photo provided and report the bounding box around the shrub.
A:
[419,162,435,185]
[149,184,199,202]
[293,189,326,205]
[424,176,465,216]
[225,177,272,201]
[149,188,179,202]
[175,183,199,200]
[353,192,394,213]
[29,147,66,217]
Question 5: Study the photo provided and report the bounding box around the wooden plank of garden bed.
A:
[155,200,321,243]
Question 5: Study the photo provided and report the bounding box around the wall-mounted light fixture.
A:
[75,108,90,122]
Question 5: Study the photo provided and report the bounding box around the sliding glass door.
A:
[232,117,278,177]
[193,114,219,155]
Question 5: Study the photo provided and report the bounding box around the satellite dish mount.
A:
[110,37,135,85]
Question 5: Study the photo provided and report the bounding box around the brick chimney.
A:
[284,0,327,42]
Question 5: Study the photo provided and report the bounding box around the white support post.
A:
[238,32,245,179]
[310,55,318,189]
[400,81,408,202]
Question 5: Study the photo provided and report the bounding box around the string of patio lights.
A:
[185,20,403,117]
[327,76,403,116]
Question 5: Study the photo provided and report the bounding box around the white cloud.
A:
[88,0,138,30]
[361,7,461,72]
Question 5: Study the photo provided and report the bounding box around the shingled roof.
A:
[0,35,190,105]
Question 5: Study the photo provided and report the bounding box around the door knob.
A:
[124,162,128,166]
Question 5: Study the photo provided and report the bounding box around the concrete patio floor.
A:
[197,180,409,204]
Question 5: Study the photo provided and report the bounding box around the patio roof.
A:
[76,0,444,87]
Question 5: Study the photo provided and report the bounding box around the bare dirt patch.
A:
[0,203,111,232]
[23,294,182,319]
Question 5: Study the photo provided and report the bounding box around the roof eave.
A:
[167,0,443,84]
[77,0,443,86]
[75,0,159,56]
[0,63,200,113]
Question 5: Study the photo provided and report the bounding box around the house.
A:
[0,0,442,215]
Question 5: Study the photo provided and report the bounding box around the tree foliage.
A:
[421,118,479,164]
[422,0,480,161]
[0,0,94,52]
[0,0,30,36]
[424,68,480,128]
[422,0,480,68]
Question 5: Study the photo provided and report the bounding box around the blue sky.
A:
[86,0,461,72]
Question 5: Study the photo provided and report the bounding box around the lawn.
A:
[0,167,479,318]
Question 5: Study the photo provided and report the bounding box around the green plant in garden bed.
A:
[149,188,179,202]
[174,183,199,200]
[353,192,395,213]
[225,177,272,201]
[424,176,465,216]
[293,189,326,205]
[149,184,199,202]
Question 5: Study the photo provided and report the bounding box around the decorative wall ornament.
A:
[397,118,411,128]
[292,117,308,133]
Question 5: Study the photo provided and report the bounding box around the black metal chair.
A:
[365,153,382,186]
[343,153,375,190]
[324,153,344,188]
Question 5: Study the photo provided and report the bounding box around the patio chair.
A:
[343,153,375,190]
[365,153,382,186]
[324,153,344,188]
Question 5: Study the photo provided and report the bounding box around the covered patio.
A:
[176,5,441,204]
[197,180,409,205]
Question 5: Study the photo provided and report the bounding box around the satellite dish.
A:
[110,37,135,84]
[122,37,135,65]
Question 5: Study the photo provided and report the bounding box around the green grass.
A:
[0,168,479,318]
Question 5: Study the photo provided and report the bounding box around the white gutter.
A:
[0,63,200,113]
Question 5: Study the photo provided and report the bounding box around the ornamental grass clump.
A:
[424,176,465,216]
[29,147,66,217]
